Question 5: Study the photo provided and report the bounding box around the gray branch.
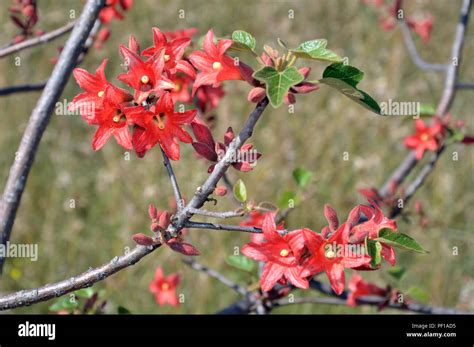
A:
[187,208,245,219]
[0,0,105,272]
[160,147,184,210]
[0,21,77,59]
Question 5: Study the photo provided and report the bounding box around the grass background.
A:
[0,0,472,314]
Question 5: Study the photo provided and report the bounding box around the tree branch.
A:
[185,221,263,234]
[0,21,77,59]
[398,19,447,72]
[160,147,184,210]
[379,0,472,199]
[0,81,47,96]
[187,208,244,219]
[0,98,269,309]
[182,258,249,297]
[0,0,105,272]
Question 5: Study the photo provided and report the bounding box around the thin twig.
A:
[182,258,248,297]
[0,21,76,59]
[160,147,184,210]
[456,82,474,89]
[0,0,105,272]
[0,98,269,309]
[185,221,263,234]
[188,207,244,219]
[398,19,447,72]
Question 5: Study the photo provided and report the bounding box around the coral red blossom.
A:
[149,267,180,306]
[404,119,444,160]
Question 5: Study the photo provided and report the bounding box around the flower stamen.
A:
[279,249,289,257]
[212,61,222,70]
[141,75,150,84]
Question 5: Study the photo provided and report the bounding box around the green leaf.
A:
[407,286,429,303]
[278,191,300,209]
[117,306,132,314]
[388,265,406,280]
[320,63,381,115]
[292,167,312,188]
[74,288,94,299]
[365,238,382,268]
[253,66,304,108]
[419,103,436,117]
[226,255,255,272]
[233,179,247,203]
[231,30,256,53]
[49,296,78,312]
[376,228,428,253]
[290,39,342,63]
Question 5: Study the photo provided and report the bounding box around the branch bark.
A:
[0,21,77,59]
[0,0,105,272]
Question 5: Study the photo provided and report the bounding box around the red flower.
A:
[149,267,180,306]
[349,200,398,266]
[169,74,193,104]
[300,224,371,295]
[117,46,175,104]
[347,273,386,306]
[195,84,225,113]
[142,27,196,78]
[89,85,134,151]
[240,211,284,244]
[126,92,196,160]
[164,28,198,40]
[189,29,243,95]
[404,119,444,160]
[69,59,111,124]
[191,121,261,172]
[99,0,133,24]
[408,16,434,44]
[242,213,308,291]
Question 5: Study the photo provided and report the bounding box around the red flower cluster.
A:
[8,0,42,43]
[71,28,243,159]
[191,119,261,172]
[242,200,397,294]
[99,0,133,24]
[404,118,444,160]
[149,267,180,306]
[347,273,387,306]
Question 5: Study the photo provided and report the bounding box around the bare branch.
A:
[0,21,76,59]
[456,82,474,89]
[187,207,244,219]
[398,19,447,72]
[185,221,263,234]
[0,244,161,310]
[160,147,184,210]
[182,258,248,297]
[0,0,105,272]
[0,81,47,96]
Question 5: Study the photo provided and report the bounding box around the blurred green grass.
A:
[0,0,472,314]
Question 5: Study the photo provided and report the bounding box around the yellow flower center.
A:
[164,54,170,62]
[420,133,430,142]
[212,61,222,70]
[279,249,289,257]
[154,114,166,129]
[161,283,170,291]
[97,90,104,97]
[174,83,182,92]
[141,75,150,84]
[112,115,121,123]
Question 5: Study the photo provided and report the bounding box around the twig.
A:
[0,21,76,59]
[456,82,474,89]
[0,98,269,309]
[188,208,244,219]
[160,147,184,210]
[398,19,447,72]
[379,0,472,199]
[185,221,263,234]
[0,244,161,310]
[0,81,47,96]
[0,19,101,98]
[182,258,248,297]
[0,0,105,272]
